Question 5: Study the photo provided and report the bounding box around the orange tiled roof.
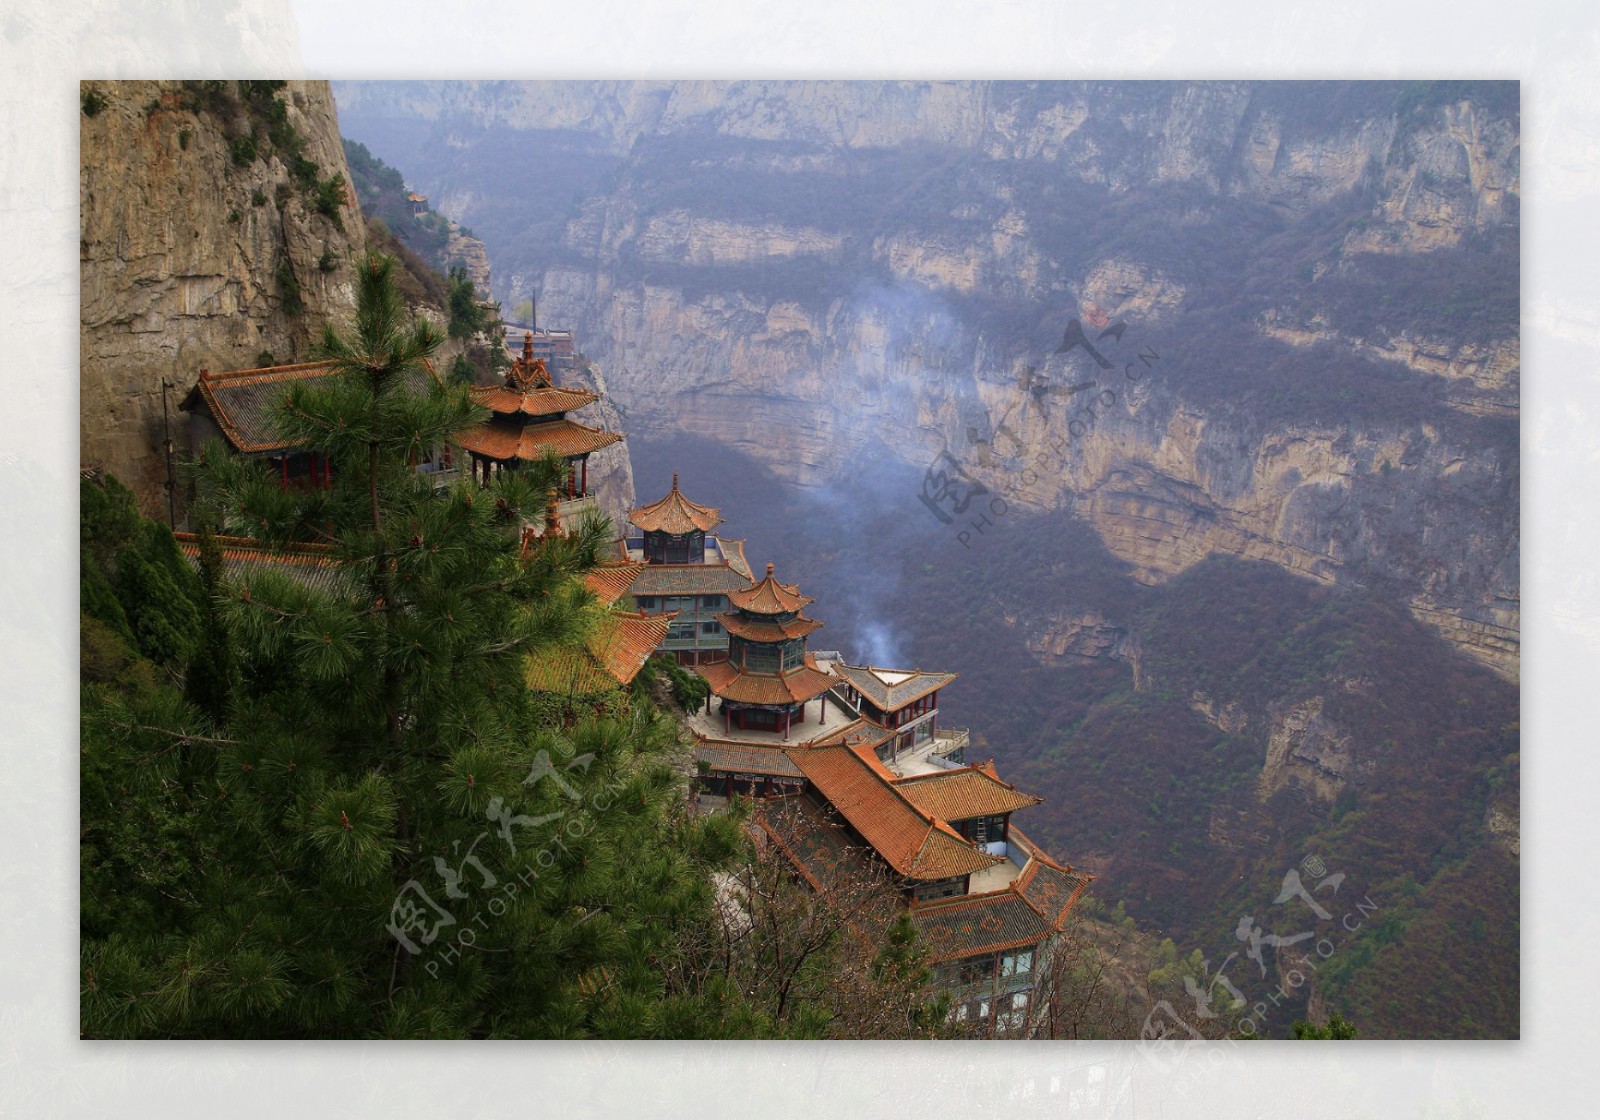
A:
[697,658,836,706]
[786,743,1002,881]
[729,562,814,615]
[454,416,623,462]
[910,890,1057,961]
[695,742,804,777]
[835,663,957,713]
[525,609,673,694]
[470,383,598,416]
[752,787,1091,961]
[1012,840,1093,929]
[718,612,824,642]
[721,538,754,581]
[174,532,347,596]
[800,718,897,755]
[627,561,754,598]
[182,359,441,454]
[629,473,722,534]
[584,561,645,607]
[893,765,1043,821]
[589,610,672,688]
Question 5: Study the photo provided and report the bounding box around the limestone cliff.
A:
[336,80,1519,678]
[81,80,366,516]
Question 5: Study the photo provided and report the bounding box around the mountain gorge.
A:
[335,80,1519,1038]
[63,78,1520,1039]
[335,80,1519,682]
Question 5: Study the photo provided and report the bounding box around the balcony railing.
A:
[930,727,968,765]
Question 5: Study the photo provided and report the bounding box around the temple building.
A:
[620,475,754,665]
[835,664,959,763]
[508,326,578,374]
[746,728,1089,1035]
[454,333,622,517]
[182,358,451,491]
[665,550,1091,1034]
[523,608,674,705]
[696,562,838,740]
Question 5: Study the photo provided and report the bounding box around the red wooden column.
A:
[581,457,588,497]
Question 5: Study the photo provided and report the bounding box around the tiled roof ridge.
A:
[469,383,599,415]
[728,562,814,614]
[629,471,722,533]
[173,531,334,554]
[1005,825,1075,874]
[1010,861,1094,932]
[697,658,836,705]
[454,416,623,461]
[718,539,754,581]
[891,763,1043,809]
[717,612,824,641]
[789,742,1002,878]
[835,662,957,710]
[197,359,338,383]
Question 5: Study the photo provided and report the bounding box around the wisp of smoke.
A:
[855,620,904,668]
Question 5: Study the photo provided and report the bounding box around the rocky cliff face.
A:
[81,80,366,516]
[336,80,1519,678]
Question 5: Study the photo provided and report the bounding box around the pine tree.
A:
[1292,1010,1359,1039]
[81,254,759,1038]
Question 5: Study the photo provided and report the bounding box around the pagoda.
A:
[697,562,836,739]
[453,332,621,500]
[621,474,754,665]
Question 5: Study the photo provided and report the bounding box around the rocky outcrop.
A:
[1261,310,1519,418]
[1257,697,1367,804]
[1485,801,1520,859]
[1190,692,1249,735]
[562,357,635,531]
[81,80,366,516]
[444,226,492,295]
[1017,608,1130,664]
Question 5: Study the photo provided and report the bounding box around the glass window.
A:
[1002,951,1033,978]
[744,644,780,672]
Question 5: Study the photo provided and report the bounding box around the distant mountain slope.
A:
[336,81,1520,1037]
[335,80,1518,681]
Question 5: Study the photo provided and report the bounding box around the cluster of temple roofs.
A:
[170,330,1090,1034]
[181,331,619,509]
[608,471,1092,1031]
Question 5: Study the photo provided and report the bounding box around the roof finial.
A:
[672,471,679,492]
[766,561,775,577]
[522,331,533,361]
